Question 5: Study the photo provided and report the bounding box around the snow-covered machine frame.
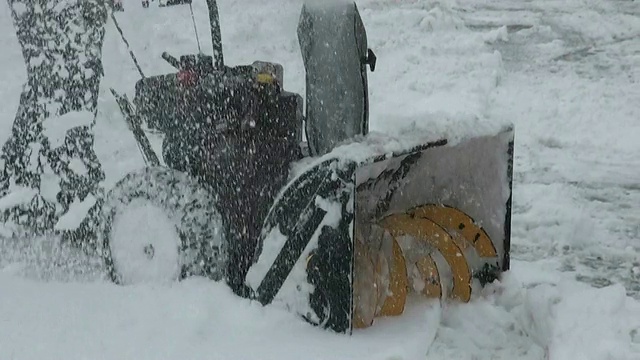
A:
[99,0,515,334]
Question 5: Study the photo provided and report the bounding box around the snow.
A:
[42,110,95,148]
[245,225,287,289]
[109,198,182,284]
[523,281,640,360]
[39,170,62,203]
[482,25,509,44]
[0,186,37,211]
[304,0,355,9]
[1,0,640,359]
[0,273,442,360]
[54,195,97,231]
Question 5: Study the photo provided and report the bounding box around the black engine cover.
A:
[146,65,304,294]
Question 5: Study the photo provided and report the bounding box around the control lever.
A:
[161,52,180,69]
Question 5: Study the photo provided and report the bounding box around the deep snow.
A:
[1,0,639,359]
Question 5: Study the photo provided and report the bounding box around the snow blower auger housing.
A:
[101,0,514,335]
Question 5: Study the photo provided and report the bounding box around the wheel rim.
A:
[109,198,182,284]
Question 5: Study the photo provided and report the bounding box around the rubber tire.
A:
[97,166,227,284]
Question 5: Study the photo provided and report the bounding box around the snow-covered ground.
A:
[1,0,639,359]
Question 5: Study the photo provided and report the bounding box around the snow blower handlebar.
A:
[206,0,224,69]
[161,0,224,70]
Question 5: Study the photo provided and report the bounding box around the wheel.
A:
[97,166,227,285]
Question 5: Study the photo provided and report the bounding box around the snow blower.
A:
[101,0,514,334]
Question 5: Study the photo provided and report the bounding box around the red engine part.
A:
[177,69,198,87]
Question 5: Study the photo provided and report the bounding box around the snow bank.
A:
[554,10,640,44]
[2,260,638,360]
[0,274,441,360]
[523,281,640,360]
[427,263,640,360]
[482,25,509,44]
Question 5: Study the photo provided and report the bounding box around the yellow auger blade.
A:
[415,254,442,299]
[377,236,409,317]
[380,213,472,302]
[410,205,498,258]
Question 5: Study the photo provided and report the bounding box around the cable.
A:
[189,2,202,53]
[110,11,146,78]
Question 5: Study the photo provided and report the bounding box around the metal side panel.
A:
[246,158,357,334]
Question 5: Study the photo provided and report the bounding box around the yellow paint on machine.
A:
[415,255,442,299]
[377,237,408,317]
[351,205,501,329]
[380,213,472,302]
[410,205,498,258]
[256,73,275,84]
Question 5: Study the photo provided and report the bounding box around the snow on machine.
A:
[101,0,515,334]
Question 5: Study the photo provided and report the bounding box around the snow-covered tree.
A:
[0,0,107,239]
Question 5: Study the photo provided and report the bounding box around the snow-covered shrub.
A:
[0,0,108,240]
